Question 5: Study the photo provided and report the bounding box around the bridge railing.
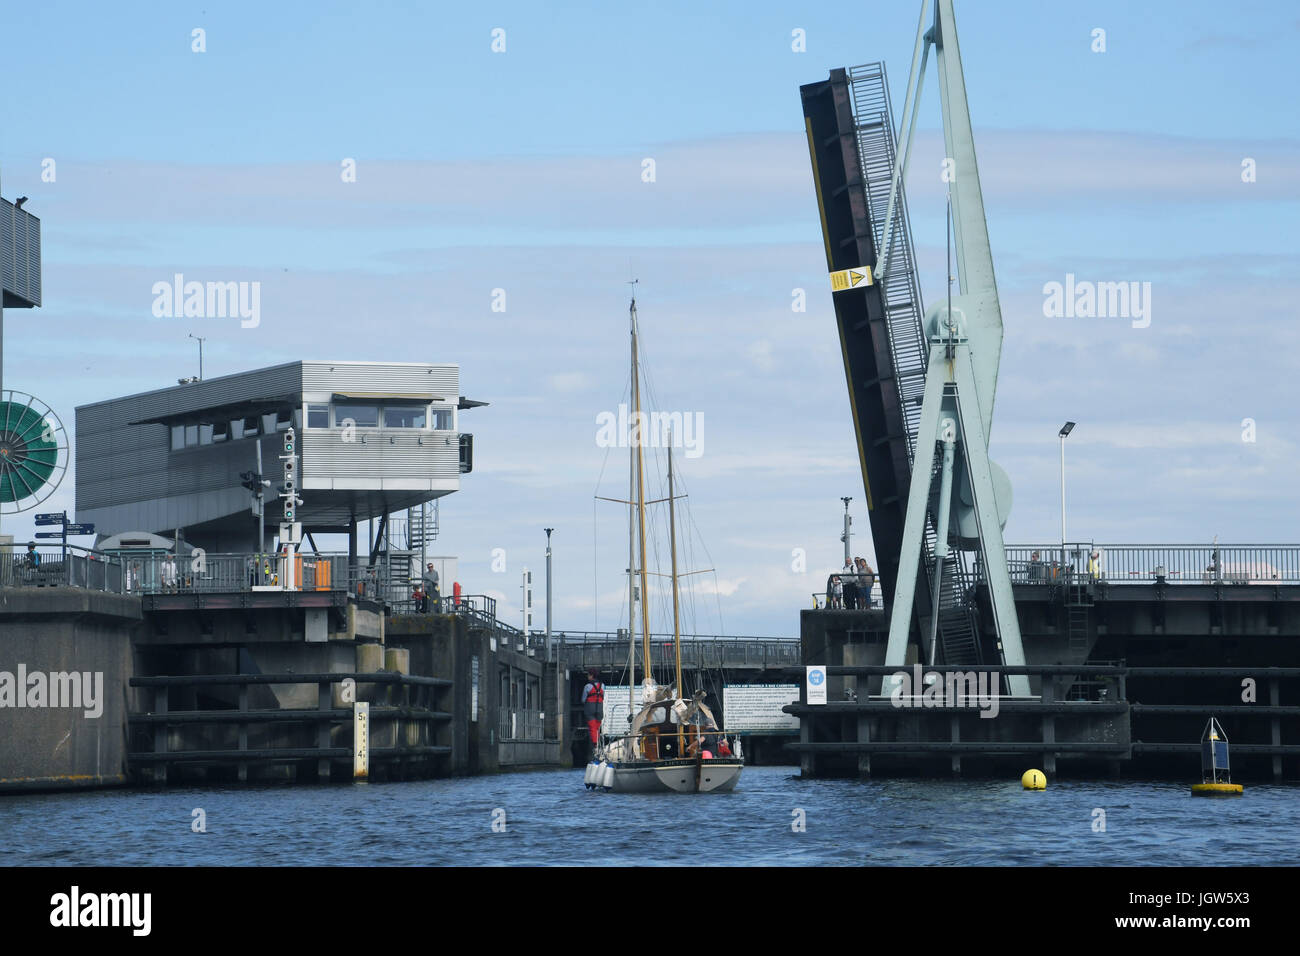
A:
[0,545,125,592]
[1002,544,1300,585]
[555,638,800,670]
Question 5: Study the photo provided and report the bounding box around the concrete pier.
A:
[0,588,142,792]
[2,580,572,792]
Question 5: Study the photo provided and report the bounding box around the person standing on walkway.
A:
[422,562,440,612]
[859,559,876,607]
[161,553,179,592]
[842,559,858,609]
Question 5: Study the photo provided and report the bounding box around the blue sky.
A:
[2,1,1298,637]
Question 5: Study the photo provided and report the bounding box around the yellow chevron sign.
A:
[829,266,872,291]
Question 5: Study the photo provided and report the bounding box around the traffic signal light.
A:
[280,427,301,522]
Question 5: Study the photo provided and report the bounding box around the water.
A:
[2,767,1296,866]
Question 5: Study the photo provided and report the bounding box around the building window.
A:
[242,416,262,438]
[307,404,329,428]
[184,424,198,446]
[199,423,214,445]
[171,426,185,451]
[212,421,229,443]
[383,405,427,428]
[336,403,378,428]
[230,418,245,440]
[430,407,452,430]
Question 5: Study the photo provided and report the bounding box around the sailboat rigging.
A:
[583,291,744,794]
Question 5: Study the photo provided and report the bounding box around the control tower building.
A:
[75,360,484,559]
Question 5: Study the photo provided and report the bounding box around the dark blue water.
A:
[2,767,1296,866]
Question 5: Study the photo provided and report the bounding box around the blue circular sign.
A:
[809,669,825,685]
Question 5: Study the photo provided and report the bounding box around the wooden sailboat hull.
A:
[604,758,743,794]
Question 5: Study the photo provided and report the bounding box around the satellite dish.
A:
[0,389,69,514]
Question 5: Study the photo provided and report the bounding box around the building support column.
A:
[1042,676,1057,776]
[856,715,871,779]
[1270,677,1283,782]
[317,680,331,781]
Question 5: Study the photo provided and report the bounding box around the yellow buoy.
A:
[1191,782,1243,796]
[1021,769,1046,790]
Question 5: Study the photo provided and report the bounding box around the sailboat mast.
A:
[630,296,654,686]
[627,295,637,720]
[668,434,683,698]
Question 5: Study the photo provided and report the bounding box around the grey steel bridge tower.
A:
[800,0,1028,694]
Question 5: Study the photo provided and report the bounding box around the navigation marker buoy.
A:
[1021,769,1046,790]
[1192,717,1243,796]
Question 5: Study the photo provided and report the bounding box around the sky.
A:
[1,0,1297,638]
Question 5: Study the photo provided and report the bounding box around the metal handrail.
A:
[1003,544,1300,585]
[0,545,126,592]
[552,631,798,645]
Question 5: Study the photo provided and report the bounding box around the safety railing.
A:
[555,638,801,671]
[597,728,739,762]
[810,583,883,609]
[118,552,366,595]
[0,545,125,592]
[1003,544,1300,585]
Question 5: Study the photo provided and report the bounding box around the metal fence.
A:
[118,551,368,595]
[0,545,124,591]
[555,638,800,671]
[1003,544,1300,585]
[810,585,883,609]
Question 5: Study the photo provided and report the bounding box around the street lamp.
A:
[544,527,554,658]
[188,333,205,381]
[1059,422,1075,575]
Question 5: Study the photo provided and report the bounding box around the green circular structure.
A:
[0,390,67,513]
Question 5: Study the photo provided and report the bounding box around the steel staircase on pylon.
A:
[847,62,982,666]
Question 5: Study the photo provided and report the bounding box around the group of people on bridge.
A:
[825,557,876,609]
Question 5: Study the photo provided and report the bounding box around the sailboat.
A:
[583,290,744,794]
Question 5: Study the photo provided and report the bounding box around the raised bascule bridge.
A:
[790,0,1300,780]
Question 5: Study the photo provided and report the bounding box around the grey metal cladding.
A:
[301,361,458,396]
[304,430,459,479]
[78,361,305,422]
[0,199,41,308]
[74,360,467,532]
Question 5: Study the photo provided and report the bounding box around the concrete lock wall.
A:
[0,589,142,792]
[387,613,498,775]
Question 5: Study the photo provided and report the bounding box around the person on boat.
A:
[581,669,604,752]
[716,736,733,757]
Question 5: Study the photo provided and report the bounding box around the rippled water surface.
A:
[2,767,1296,866]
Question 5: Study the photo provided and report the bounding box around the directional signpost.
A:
[30,511,92,563]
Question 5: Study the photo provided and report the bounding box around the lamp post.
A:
[1059,422,1075,577]
[544,527,554,658]
[188,333,205,381]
